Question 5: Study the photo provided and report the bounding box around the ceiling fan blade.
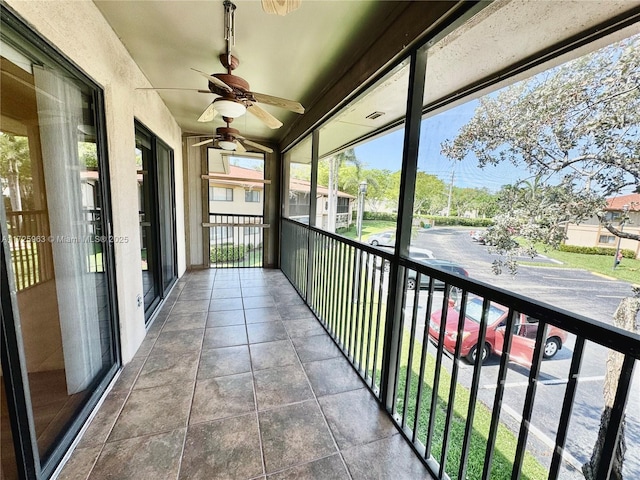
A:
[197,103,218,123]
[251,91,304,114]
[191,138,215,147]
[191,68,233,93]
[234,140,247,153]
[136,87,212,93]
[247,104,283,129]
[261,0,301,16]
[238,138,273,154]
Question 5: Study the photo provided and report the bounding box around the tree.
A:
[326,149,361,232]
[452,186,499,218]
[364,168,395,212]
[388,170,447,216]
[441,33,640,478]
[0,133,32,211]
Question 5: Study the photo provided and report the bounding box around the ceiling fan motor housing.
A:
[211,73,250,94]
[217,126,239,141]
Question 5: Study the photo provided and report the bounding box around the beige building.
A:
[565,193,640,258]
[288,178,355,229]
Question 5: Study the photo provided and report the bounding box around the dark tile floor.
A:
[57,269,434,480]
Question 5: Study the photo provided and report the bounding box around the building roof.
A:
[208,165,265,189]
[290,178,355,199]
[606,193,640,211]
[210,165,354,199]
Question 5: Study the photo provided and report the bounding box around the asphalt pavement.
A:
[404,227,640,478]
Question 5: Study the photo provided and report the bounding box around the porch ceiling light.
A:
[213,98,246,118]
[218,139,237,151]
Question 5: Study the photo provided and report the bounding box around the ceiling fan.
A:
[191,0,304,129]
[191,120,273,154]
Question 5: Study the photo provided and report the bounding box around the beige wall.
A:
[7,0,187,362]
[565,214,640,258]
[209,184,264,216]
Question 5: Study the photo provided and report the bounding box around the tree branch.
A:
[597,213,640,241]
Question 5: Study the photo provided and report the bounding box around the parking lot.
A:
[403,227,639,478]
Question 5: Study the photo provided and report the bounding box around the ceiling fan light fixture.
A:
[214,98,246,118]
[218,139,237,151]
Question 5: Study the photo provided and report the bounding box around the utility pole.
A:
[446,170,454,216]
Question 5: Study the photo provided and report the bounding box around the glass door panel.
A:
[0,25,118,473]
[135,125,176,321]
[136,130,160,317]
[157,141,177,294]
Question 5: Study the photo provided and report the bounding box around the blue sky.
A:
[354,99,531,193]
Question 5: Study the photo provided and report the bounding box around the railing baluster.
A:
[371,259,385,393]
[359,251,371,372]
[482,308,517,480]
[401,271,421,431]
[594,354,635,480]
[548,336,585,480]
[412,277,435,444]
[511,319,548,479]
[347,245,357,357]
[439,288,469,477]
[458,296,490,480]
[425,286,451,459]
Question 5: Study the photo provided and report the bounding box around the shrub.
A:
[558,244,636,258]
[422,216,493,227]
[363,211,397,221]
[210,244,246,263]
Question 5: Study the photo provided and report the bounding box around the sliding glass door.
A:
[0,7,119,478]
[135,123,177,322]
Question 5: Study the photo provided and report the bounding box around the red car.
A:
[428,297,568,365]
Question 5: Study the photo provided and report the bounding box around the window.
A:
[317,59,409,236]
[211,187,233,201]
[605,211,622,222]
[245,190,260,202]
[599,234,616,244]
[283,136,312,224]
[337,197,350,214]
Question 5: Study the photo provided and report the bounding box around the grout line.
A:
[284,309,355,480]
[241,273,269,478]
[176,269,214,480]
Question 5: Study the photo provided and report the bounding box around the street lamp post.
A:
[612,204,629,270]
[357,180,368,242]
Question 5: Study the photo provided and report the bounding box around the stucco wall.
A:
[7,0,187,362]
[565,219,640,259]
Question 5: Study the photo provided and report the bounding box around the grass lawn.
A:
[395,332,546,480]
[520,244,640,284]
[338,220,396,241]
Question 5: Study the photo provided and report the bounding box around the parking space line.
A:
[481,375,605,390]
[500,404,584,473]
[541,276,618,282]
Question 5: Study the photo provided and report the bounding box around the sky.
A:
[354,99,532,193]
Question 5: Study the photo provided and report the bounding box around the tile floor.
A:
[57,268,434,480]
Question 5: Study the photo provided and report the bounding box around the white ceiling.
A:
[93,0,401,145]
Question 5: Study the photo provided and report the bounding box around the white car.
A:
[409,247,435,261]
[377,246,435,271]
[368,231,395,246]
